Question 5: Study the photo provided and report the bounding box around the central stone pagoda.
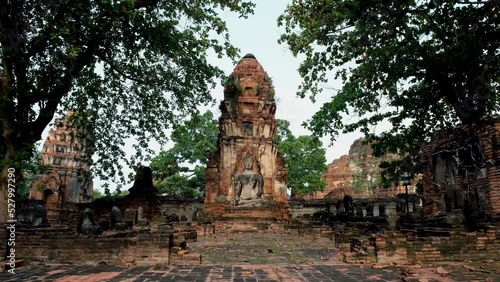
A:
[205,54,290,222]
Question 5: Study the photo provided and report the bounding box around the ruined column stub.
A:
[204,54,290,220]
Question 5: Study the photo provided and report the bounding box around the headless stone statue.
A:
[365,203,374,217]
[16,201,49,228]
[343,195,354,216]
[166,213,180,223]
[137,207,149,225]
[354,202,364,218]
[195,209,212,224]
[233,152,264,206]
[123,208,136,226]
[336,200,344,214]
[378,203,387,217]
[396,197,407,214]
[426,183,465,228]
[78,208,103,236]
[424,181,466,228]
[111,206,128,230]
[32,203,49,227]
[444,184,464,213]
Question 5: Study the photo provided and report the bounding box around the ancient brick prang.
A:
[204,54,289,221]
[30,111,93,206]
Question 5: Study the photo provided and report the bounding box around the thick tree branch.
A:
[26,34,102,142]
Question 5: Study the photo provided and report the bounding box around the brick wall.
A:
[372,227,500,263]
[2,196,203,266]
[11,227,172,266]
[43,196,204,229]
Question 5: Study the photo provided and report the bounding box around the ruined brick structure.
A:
[29,112,93,205]
[372,228,500,264]
[420,116,500,223]
[204,54,290,221]
[3,168,203,267]
[319,138,417,200]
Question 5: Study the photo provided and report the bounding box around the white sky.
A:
[42,1,368,192]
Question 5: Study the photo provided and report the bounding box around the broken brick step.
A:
[181,253,202,262]
[170,253,202,264]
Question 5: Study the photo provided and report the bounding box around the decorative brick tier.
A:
[214,220,288,234]
[218,206,286,221]
[204,203,291,233]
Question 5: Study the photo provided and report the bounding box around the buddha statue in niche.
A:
[233,152,263,206]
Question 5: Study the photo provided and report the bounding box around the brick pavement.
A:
[1,232,499,281]
[2,260,500,281]
[0,264,403,281]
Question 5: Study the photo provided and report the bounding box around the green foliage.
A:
[351,160,379,195]
[278,1,500,180]
[150,111,217,199]
[17,150,48,198]
[229,98,238,117]
[0,0,255,191]
[149,150,180,181]
[276,120,293,142]
[93,187,127,200]
[154,167,205,199]
[92,189,104,200]
[277,120,327,195]
[351,162,367,193]
[113,189,129,197]
[256,83,263,96]
[224,73,243,94]
[169,111,219,164]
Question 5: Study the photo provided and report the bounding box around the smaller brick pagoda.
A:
[204,54,290,223]
[30,112,93,205]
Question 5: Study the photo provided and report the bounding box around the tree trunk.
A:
[0,131,18,223]
[0,181,7,223]
[0,157,15,223]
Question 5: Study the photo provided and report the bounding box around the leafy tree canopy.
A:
[0,0,254,220]
[150,110,217,198]
[277,120,327,196]
[278,0,499,179]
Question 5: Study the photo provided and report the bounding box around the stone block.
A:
[182,253,202,263]
[177,249,189,255]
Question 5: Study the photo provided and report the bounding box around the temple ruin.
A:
[204,54,290,225]
[29,112,93,205]
[420,116,500,225]
[2,61,498,272]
